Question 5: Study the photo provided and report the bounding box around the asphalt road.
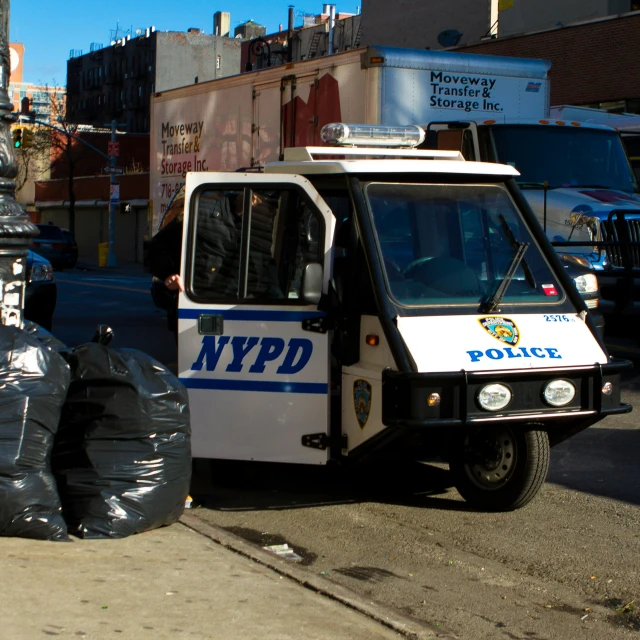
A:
[52,267,640,640]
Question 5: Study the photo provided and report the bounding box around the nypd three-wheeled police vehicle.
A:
[176,123,631,511]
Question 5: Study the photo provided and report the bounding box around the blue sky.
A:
[11,0,361,86]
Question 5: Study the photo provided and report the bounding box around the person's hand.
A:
[164,274,184,292]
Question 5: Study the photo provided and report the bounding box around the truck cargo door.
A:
[178,172,335,464]
[281,71,320,155]
[252,79,281,167]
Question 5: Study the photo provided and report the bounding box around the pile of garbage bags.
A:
[0,321,191,541]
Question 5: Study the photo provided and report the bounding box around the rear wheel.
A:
[449,426,550,511]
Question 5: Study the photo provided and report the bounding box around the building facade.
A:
[241,5,362,72]
[34,130,150,264]
[497,0,639,37]
[66,28,241,133]
[9,42,65,121]
[360,0,639,48]
[235,20,267,40]
[361,0,494,50]
[456,10,640,112]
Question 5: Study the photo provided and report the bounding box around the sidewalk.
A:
[0,518,445,640]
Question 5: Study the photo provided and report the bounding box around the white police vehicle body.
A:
[177,123,631,511]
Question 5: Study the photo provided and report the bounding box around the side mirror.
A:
[91,324,114,346]
[301,263,323,305]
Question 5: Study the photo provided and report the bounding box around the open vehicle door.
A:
[179,172,335,463]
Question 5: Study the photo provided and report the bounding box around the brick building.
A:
[361,0,494,50]
[34,130,150,264]
[66,28,242,133]
[456,11,640,112]
[241,5,362,72]
[9,43,65,121]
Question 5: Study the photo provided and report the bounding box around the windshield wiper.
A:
[499,214,536,289]
[480,242,530,313]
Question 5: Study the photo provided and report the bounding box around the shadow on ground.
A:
[190,458,476,513]
[549,426,640,507]
[191,419,640,513]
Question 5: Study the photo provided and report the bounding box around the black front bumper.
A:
[382,359,632,429]
[597,273,640,315]
[24,281,57,331]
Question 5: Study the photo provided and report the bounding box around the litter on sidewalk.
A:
[263,543,303,562]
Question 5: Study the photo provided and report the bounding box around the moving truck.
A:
[151,46,640,315]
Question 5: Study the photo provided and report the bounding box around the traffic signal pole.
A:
[0,1,38,327]
[17,115,122,268]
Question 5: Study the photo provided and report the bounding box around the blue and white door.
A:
[178,173,334,463]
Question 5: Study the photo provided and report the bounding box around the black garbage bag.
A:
[22,320,68,352]
[0,325,70,541]
[53,344,191,539]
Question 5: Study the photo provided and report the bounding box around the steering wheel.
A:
[384,259,403,275]
[402,257,433,277]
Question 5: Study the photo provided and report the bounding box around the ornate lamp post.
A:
[0,2,38,327]
[245,37,272,72]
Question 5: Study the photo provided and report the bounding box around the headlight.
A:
[29,263,54,282]
[559,253,591,269]
[477,383,512,412]
[573,273,598,294]
[543,379,576,407]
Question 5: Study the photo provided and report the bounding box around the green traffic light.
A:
[12,128,23,148]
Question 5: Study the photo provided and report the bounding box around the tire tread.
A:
[450,427,551,511]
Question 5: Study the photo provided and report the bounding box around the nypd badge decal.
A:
[353,379,372,429]
[479,317,520,346]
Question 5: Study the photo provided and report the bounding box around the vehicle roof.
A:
[472,118,618,132]
[366,45,550,78]
[550,105,640,132]
[265,158,520,177]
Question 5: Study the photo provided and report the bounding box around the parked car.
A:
[32,223,77,270]
[563,258,605,336]
[24,250,57,331]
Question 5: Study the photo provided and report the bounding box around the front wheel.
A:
[449,426,550,511]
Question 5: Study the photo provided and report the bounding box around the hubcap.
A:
[464,429,517,490]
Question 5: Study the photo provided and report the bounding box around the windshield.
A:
[36,224,64,240]
[365,183,564,308]
[487,125,638,193]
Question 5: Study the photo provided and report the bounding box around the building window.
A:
[216,55,221,69]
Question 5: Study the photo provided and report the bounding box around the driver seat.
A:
[408,256,483,297]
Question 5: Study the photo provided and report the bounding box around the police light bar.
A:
[321,123,426,148]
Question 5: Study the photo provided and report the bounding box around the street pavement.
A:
[0,518,443,640]
[44,263,640,639]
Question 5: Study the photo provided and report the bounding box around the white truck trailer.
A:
[151,45,551,226]
[151,45,640,316]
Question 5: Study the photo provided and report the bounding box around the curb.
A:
[180,511,457,640]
